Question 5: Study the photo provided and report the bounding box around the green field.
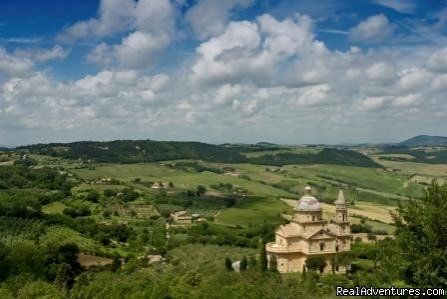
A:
[66,159,428,229]
[216,196,291,226]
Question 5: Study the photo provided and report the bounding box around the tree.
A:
[111,256,121,273]
[367,232,377,242]
[240,256,248,272]
[225,258,233,271]
[305,256,327,274]
[260,244,268,271]
[86,190,100,202]
[54,263,72,290]
[268,255,278,272]
[337,251,354,276]
[103,189,116,197]
[392,182,447,288]
[248,255,257,270]
[102,210,112,219]
[196,185,207,197]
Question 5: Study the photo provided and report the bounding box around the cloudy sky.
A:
[0,0,446,146]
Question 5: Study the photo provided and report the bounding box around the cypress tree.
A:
[225,257,233,271]
[260,244,268,271]
[240,256,248,272]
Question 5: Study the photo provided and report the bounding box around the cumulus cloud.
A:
[349,14,395,43]
[186,0,252,40]
[191,13,326,86]
[59,0,175,69]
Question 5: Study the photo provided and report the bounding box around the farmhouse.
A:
[171,210,193,224]
[266,186,351,273]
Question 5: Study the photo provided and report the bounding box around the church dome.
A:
[296,186,322,211]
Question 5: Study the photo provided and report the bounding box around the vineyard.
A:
[186,207,221,218]
[39,226,99,252]
[0,217,47,246]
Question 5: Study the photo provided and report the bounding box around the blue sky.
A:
[0,0,446,146]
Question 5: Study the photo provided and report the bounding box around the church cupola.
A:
[294,186,323,222]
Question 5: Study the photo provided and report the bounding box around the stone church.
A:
[266,186,351,273]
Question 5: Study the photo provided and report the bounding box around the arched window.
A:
[312,216,315,221]
[320,242,325,251]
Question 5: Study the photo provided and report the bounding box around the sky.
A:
[0,0,447,146]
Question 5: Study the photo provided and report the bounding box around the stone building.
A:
[266,186,351,273]
[170,210,193,224]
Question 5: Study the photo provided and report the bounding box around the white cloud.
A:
[426,47,447,73]
[349,14,394,43]
[186,0,252,40]
[372,0,416,14]
[57,0,136,42]
[0,48,34,77]
[0,70,171,131]
[191,14,326,86]
[60,0,175,69]
[14,45,69,63]
[3,11,447,145]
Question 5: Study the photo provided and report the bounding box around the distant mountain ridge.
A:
[400,135,447,146]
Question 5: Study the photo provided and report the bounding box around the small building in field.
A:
[266,186,351,273]
[171,210,193,224]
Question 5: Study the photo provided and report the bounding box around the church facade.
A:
[266,186,351,273]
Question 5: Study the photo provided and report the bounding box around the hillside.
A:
[17,140,381,167]
[400,135,447,146]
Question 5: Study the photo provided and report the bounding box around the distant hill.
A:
[17,139,381,167]
[255,142,278,148]
[400,135,447,147]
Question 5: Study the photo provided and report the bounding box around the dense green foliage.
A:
[0,166,72,191]
[392,182,447,288]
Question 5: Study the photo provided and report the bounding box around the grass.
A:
[72,163,295,198]
[282,164,424,198]
[375,159,447,177]
[216,196,292,227]
[42,202,68,214]
[72,183,129,193]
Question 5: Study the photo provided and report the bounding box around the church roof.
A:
[296,186,321,211]
[334,190,346,205]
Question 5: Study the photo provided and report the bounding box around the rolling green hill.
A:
[17,140,381,167]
